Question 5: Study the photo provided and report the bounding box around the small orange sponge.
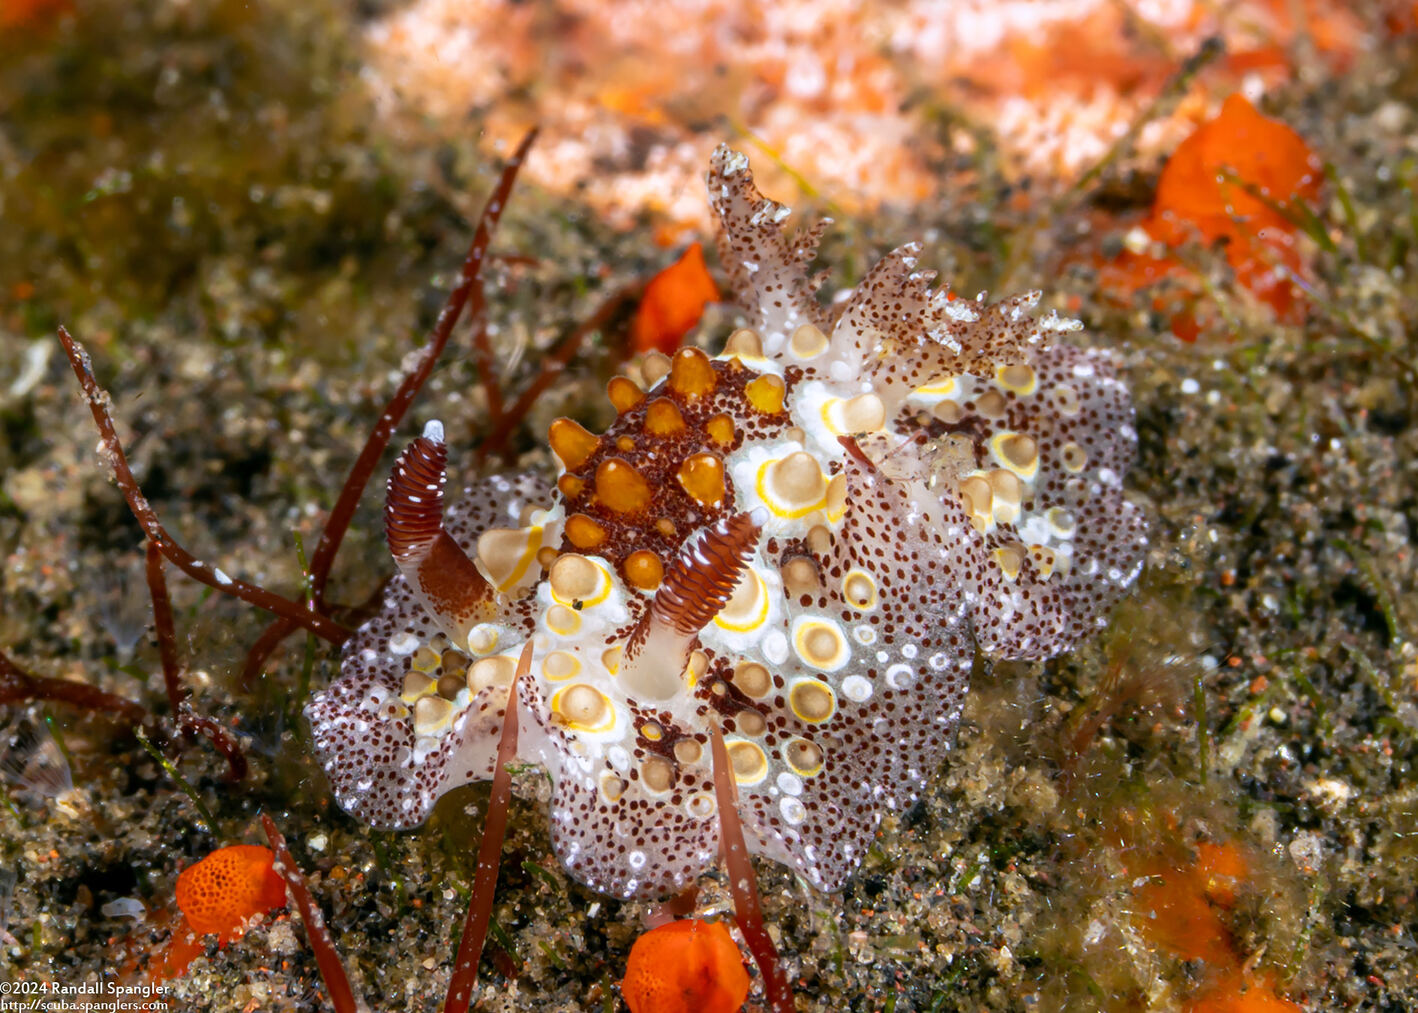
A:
[631,243,719,356]
[622,918,750,1013]
[1133,841,1250,966]
[1100,93,1320,338]
[1186,970,1302,1013]
[176,844,288,943]
[1151,94,1319,245]
[0,0,70,29]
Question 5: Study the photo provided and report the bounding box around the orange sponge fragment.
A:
[622,918,750,1013]
[1151,94,1319,242]
[157,844,288,980]
[1130,838,1300,1013]
[631,243,719,355]
[1152,93,1320,322]
[1101,93,1321,339]
[1133,841,1250,966]
[176,844,288,944]
[1186,970,1303,1013]
[0,0,70,29]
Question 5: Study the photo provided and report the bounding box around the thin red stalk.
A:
[304,126,537,609]
[645,885,700,929]
[260,813,363,1013]
[0,648,148,724]
[242,571,393,685]
[470,282,504,428]
[144,539,187,713]
[709,722,794,1011]
[179,707,248,783]
[145,540,247,781]
[56,327,349,644]
[475,281,642,464]
[240,616,299,686]
[444,641,531,1013]
[243,128,539,684]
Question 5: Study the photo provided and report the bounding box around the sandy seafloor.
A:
[1,1,1416,1010]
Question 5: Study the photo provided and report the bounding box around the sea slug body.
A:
[305,146,1148,900]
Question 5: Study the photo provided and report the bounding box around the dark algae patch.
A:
[1,1,1415,1010]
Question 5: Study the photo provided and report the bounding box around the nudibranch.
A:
[306,146,1147,899]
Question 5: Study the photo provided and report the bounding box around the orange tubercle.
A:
[549,418,601,470]
[644,397,687,436]
[745,374,786,415]
[631,243,719,356]
[566,513,608,550]
[704,412,736,446]
[677,452,726,507]
[595,458,654,513]
[667,347,718,399]
[624,549,665,590]
[608,375,647,414]
[622,918,750,1013]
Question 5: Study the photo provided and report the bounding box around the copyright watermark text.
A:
[0,980,170,1011]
